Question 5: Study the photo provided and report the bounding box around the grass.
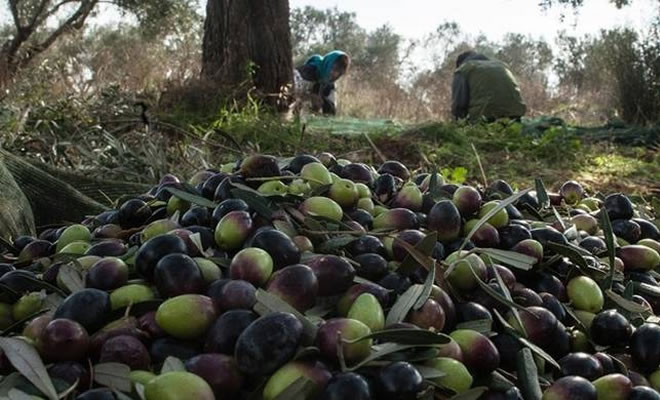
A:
[1,94,658,200]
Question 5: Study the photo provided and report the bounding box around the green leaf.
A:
[600,207,616,289]
[476,248,536,271]
[517,337,560,370]
[134,383,146,400]
[606,289,651,315]
[398,232,438,275]
[112,390,137,400]
[414,365,446,380]
[448,387,488,400]
[160,356,186,374]
[623,281,635,300]
[58,262,84,293]
[535,178,550,209]
[413,253,437,311]
[562,303,589,334]
[346,342,431,371]
[273,375,317,400]
[254,289,318,345]
[0,373,23,397]
[230,189,274,219]
[551,206,567,231]
[634,282,660,298]
[429,169,440,196]
[310,184,332,197]
[164,187,217,208]
[461,188,532,251]
[493,309,560,370]
[545,242,605,277]
[385,284,425,326]
[273,219,297,238]
[468,264,528,314]
[0,337,58,400]
[188,233,205,255]
[516,348,543,400]
[343,328,451,345]
[316,235,358,254]
[0,282,19,299]
[491,263,527,338]
[8,388,34,400]
[93,363,132,393]
[519,202,545,221]
[456,318,492,334]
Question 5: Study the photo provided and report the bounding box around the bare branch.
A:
[19,0,99,68]
[8,0,23,32]
[43,0,78,20]
[27,0,54,32]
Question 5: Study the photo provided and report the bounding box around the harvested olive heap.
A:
[1,153,659,400]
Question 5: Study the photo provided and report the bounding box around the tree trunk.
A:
[248,0,293,111]
[201,0,252,87]
[202,0,293,111]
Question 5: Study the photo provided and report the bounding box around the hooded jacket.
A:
[451,52,527,121]
[295,51,348,114]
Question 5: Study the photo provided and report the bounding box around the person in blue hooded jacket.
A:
[292,50,350,115]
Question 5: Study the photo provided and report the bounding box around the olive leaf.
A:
[456,319,492,334]
[254,289,318,345]
[0,309,50,336]
[188,233,205,255]
[134,383,146,400]
[516,348,543,400]
[0,337,58,400]
[600,206,617,289]
[273,375,317,400]
[460,188,532,252]
[164,187,217,208]
[113,390,137,400]
[57,262,84,293]
[93,363,132,393]
[475,248,536,271]
[634,282,660,298]
[316,235,358,254]
[345,342,435,371]
[606,289,651,315]
[413,254,437,311]
[343,328,451,345]
[8,388,34,400]
[448,387,489,400]
[551,206,566,231]
[230,189,275,219]
[0,373,23,397]
[623,281,635,300]
[398,232,438,275]
[545,242,606,277]
[414,365,446,380]
[273,219,297,238]
[534,178,550,210]
[161,356,186,373]
[493,309,560,370]
[562,303,589,334]
[468,264,528,314]
[385,284,425,326]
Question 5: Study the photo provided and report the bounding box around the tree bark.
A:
[248,0,293,111]
[202,0,293,111]
[201,0,252,87]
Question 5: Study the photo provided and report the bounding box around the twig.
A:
[362,132,386,163]
[471,142,488,188]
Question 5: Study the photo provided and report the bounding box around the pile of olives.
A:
[0,152,659,400]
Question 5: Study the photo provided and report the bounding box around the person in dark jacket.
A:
[292,50,350,116]
[451,50,527,122]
